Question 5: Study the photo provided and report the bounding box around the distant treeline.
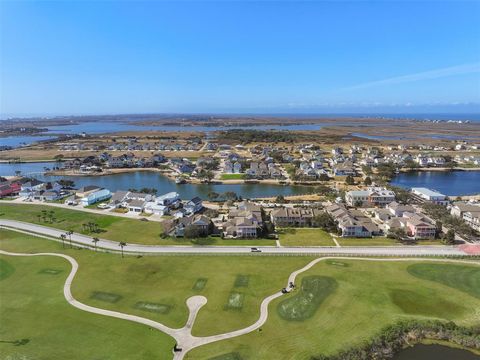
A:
[216,129,320,144]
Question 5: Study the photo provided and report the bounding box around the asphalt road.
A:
[0,219,475,256]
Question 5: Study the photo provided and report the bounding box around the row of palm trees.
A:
[37,210,56,224]
[82,222,100,233]
[59,230,127,258]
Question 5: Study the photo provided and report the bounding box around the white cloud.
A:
[341,62,480,91]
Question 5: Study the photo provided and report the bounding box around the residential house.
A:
[346,187,395,207]
[169,215,212,237]
[270,207,322,227]
[450,202,480,218]
[184,197,203,215]
[404,212,436,239]
[411,188,448,205]
[386,202,415,217]
[463,211,480,232]
[80,188,112,206]
[223,217,258,238]
[0,181,21,198]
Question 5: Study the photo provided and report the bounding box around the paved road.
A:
[0,219,476,256]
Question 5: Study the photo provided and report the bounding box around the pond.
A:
[0,162,315,199]
[393,344,480,360]
[390,170,480,196]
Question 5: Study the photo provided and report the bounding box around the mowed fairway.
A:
[278,228,336,246]
[0,254,175,360]
[0,230,310,336]
[187,259,480,360]
[1,229,480,360]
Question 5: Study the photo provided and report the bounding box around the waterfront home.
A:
[126,199,146,213]
[224,160,242,174]
[76,185,102,198]
[80,188,112,206]
[144,202,168,216]
[270,207,322,227]
[40,190,64,202]
[427,156,446,166]
[0,181,21,198]
[184,197,203,215]
[156,192,180,207]
[345,187,395,207]
[411,188,448,205]
[106,156,126,168]
[414,154,429,167]
[19,178,45,197]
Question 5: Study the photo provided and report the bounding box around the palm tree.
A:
[60,234,66,248]
[92,237,100,251]
[118,242,127,258]
[67,230,74,248]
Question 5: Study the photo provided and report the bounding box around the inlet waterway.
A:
[2,163,479,198]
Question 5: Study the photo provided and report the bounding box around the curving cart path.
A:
[0,249,479,359]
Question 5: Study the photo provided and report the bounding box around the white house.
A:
[411,188,448,205]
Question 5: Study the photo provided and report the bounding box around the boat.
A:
[175,177,186,184]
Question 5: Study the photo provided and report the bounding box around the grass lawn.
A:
[0,203,276,247]
[337,236,443,247]
[1,229,479,360]
[278,228,336,246]
[177,236,276,246]
[220,174,246,180]
[0,203,165,245]
[337,236,403,246]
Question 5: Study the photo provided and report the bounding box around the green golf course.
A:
[1,229,479,360]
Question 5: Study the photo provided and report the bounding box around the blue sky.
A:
[1,1,479,116]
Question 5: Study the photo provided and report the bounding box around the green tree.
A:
[345,175,355,185]
[118,241,127,258]
[363,176,372,186]
[312,213,337,233]
[92,237,100,251]
[275,195,286,204]
[443,229,455,245]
